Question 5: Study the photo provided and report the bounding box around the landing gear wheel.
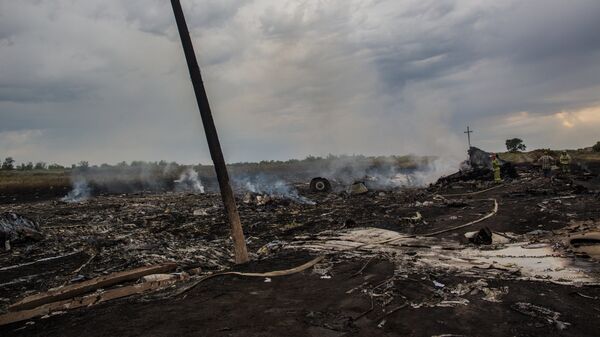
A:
[310,177,331,192]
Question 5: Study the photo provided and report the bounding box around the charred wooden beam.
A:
[9,263,177,311]
[0,274,183,326]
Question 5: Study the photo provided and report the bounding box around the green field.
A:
[0,169,71,191]
[498,148,600,163]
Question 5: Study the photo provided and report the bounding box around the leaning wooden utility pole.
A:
[171,0,249,264]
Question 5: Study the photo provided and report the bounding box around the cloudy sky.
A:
[1,0,599,165]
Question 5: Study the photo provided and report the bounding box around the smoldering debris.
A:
[55,155,459,204]
[230,155,458,193]
[1,155,600,335]
[437,147,518,185]
[322,156,460,190]
[235,175,315,205]
[59,165,209,202]
[174,168,205,193]
[0,213,42,249]
[349,181,369,195]
[61,178,92,203]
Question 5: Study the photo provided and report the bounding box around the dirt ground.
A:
[1,164,600,336]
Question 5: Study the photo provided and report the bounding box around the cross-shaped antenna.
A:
[464,126,473,148]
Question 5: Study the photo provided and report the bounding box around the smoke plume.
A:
[174,168,205,193]
[319,155,464,190]
[235,174,315,205]
[61,178,92,203]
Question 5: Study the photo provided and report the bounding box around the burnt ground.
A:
[1,165,600,336]
[5,256,600,337]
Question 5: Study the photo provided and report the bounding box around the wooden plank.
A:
[0,277,179,326]
[9,263,177,311]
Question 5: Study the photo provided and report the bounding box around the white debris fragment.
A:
[193,209,208,216]
[433,280,445,288]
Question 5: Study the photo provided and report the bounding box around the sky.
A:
[1,0,600,166]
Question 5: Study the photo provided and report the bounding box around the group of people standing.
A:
[538,151,572,177]
[489,150,572,183]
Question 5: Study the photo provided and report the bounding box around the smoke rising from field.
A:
[318,155,462,190]
[227,154,462,205]
[61,163,205,200]
[174,168,205,193]
[57,154,460,204]
[61,178,91,203]
[234,174,315,205]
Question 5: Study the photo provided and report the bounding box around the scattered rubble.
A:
[565,229,600,259]
[464,227,493,245]
[450,279,508,302]
[0,158,599,336]
[437,147,518,184]
[511,302,570,330]
[349,181,368,195]
[287,227,600,285]
[400,211,423,224]
[0,213,42,250]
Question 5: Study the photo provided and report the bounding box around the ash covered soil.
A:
[1,165,600,336]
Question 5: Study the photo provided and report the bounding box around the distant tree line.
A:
[0,154,424,172]
[0,157,67,171]
[504,139,600,153]
[3,145,599,173]
[227,153,417,166]
[0,157,185,171]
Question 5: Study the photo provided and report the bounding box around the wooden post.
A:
[171,0,249,264]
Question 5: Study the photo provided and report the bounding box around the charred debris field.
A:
[1,153,600,336]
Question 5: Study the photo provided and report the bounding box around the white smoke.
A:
[410,157,463,186]
[238,176,315,205]
[174,168,205,193]
[61,178,92,203]
[323,155,463,190]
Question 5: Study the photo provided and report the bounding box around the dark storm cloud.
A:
[121,0,246,36]
[1,0,599,166]
[367,0,600,117]
[0,81,93,103]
